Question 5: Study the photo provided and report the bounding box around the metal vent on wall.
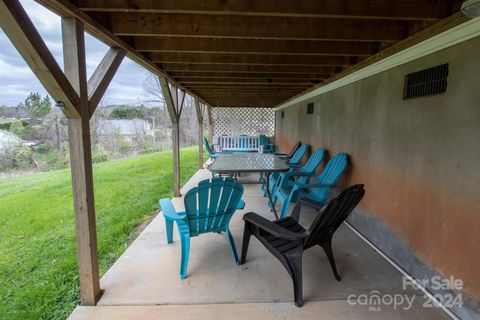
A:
[403,63,449,99]
[307,103,314,114]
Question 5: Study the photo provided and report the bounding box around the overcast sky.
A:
[0,0,151,107]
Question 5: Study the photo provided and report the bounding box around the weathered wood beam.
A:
[88,47,126,116]
[199,91,293,96]
[151,53,355,66]
[160,63,344,74]
[36,0,204,104]
[0,0,80,118]
[169,72,331,80]
[192,90,300,95]
[77,0,455,20]
[61,17,100,306]
[108,13,413,41]
[185,84,311,89]
[134,37,378,56]
[159,76,183,197]
[206,105,214,142]
[177,78,321,85]
[194,98,205,168]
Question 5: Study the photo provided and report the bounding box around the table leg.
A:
[265,172,279,220]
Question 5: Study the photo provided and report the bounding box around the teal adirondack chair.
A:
[259,135,275,153]
[159,178,244,279]
[262,144,308,195]
[268,147,326,209]
[275,153,349,218]
[204,137,233,160]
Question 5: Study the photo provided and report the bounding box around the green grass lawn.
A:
[0,147,206,320]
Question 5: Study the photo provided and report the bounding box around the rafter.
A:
[77,0,455,20]
[168,72,331,80]
[107,13,414,41]
[160,63,344,74]
[134,37,379,56]
[177,78,320,85]
[151,53,356,66]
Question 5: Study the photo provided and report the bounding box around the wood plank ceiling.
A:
[69,0,462,108]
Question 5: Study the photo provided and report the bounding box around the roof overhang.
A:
[36,0,466,108]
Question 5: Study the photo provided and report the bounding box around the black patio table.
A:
[208,153,290,219]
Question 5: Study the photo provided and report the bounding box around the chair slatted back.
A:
[301,148,325,172]
[288,144,307,166]
[204,137,215,156]
[287,141,302,158]
[184,178,244,236]
[304,184,365,249]
[308,153,349,203]
[296,148,325,185]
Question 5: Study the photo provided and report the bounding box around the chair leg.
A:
[226,228,240,265]
[179,234,190,279]
[279,193,292,219]
[240,223,252,264]
[320,239,341,281]
[285,254,303,307]
[165,219,174,244]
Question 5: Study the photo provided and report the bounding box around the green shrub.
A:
[0,143,33,170]
[92,152,109,163]
[8,120,26,137]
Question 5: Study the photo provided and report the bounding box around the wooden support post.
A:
[194,99,205,168]
[207,105,214,144]
[61,17,100,306]
[1,0,126,306]
[159,76,185,197]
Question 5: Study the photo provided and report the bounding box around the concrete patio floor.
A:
[69,169,451,319]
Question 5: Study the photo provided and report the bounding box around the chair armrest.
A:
[283,171,316,177]
[159,198,186,221]
[298,197,326,210]
[237,199,245,210]
[290,197,326,220]
[293,182,335,189]
[243,212,307,241]
[274,152,288,156]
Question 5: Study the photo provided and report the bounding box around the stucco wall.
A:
[275,36,480,301]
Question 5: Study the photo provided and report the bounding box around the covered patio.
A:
[1,0,479,319]
[69,170,449,319]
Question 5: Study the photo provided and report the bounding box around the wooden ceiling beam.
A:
[160,63,344,74]
[151,53,356,66]
[177,78,321,85]
[195,89,295,94]
[76,0,455,20]
[107,13,414,41]
[133,37,379,56]
[168,72,331,80]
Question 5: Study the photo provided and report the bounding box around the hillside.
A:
[0,147,205,320]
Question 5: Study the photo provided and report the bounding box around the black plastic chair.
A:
[241,184,365,307]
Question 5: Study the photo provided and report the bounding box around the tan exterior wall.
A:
[275,36,480,299]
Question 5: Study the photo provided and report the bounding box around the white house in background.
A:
[0,129,24,151]
[98,119,154,143]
